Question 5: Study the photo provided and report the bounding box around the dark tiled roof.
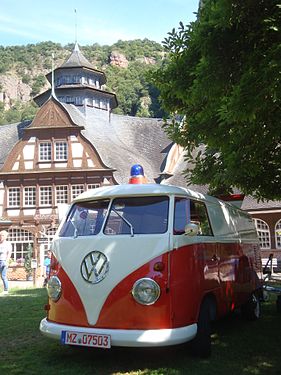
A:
[0,121,31,166]
[64,105,172,184]
[241,195,281,211]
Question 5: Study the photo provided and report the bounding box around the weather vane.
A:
[74,9,78,44]
[51,52,57,99]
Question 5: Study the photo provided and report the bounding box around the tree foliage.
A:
[0,100,37,125]
[153,0,281,200]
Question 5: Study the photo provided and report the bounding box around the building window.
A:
[40,227,58,256]
[8,228,33,263]
[39,142,51,161]
[24,187,36,206]
[93,98,99,107]
[275,219,281,249]
[55,141,68,161]
[40,186,52,206]
[8,187,20,207]
[56,185,68,204]
[87,184,100,190]
[73,75,80,84]
[71,185,84,200]
[254,218,271,249]
[66,96,75,104]
[100,99,107,109]
[75,96,83,105]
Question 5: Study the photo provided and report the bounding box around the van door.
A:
[171,197,219,323]
[208,201,241,312]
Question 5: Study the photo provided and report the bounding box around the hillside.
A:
[0,39,167,125]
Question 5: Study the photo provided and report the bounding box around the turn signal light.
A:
[153,262,165,272]
[49,253,61,276]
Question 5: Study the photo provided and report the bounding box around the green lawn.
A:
[0,287,281,375]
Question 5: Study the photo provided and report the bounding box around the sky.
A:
[0,0,199,47]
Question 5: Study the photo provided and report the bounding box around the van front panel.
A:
[48,194,172,328]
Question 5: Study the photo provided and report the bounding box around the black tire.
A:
[191,299,212,358]
[241,292,261,321]
[276,295,281,313]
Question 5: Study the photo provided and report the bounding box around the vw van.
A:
[40,181,262,357]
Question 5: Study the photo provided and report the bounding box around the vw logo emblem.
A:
[80,251,109,284]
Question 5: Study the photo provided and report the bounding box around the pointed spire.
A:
[74,41,80,52]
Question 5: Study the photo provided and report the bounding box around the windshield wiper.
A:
[111,207,135,237]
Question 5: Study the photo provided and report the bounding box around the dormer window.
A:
[38,140,68,162]
[55,141,68,161]
[39,142,51,161]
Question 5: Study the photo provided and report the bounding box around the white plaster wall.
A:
[24,161,33,169]
[73,160,82,168]
[39,163,51,168]
[23,144,35,159]
[7,209,20,216]
[54,163,67,168]
[12,162,19,171]
[71,143,83,157]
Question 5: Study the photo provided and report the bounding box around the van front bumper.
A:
[40,318,197,347]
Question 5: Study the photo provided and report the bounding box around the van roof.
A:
[74,183,219,204]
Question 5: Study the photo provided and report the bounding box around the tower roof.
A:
[44,42,106,85]
[61,42,98,71]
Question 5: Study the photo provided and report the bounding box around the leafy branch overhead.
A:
[153,0,281,200]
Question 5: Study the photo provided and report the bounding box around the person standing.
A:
[43,250,52,287]
[0,230,12,295]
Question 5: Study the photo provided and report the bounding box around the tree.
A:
[153,0,281,200]
[24,243,33,279]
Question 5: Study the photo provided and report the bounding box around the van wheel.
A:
[191,299,212,358]
[241,292,261,321]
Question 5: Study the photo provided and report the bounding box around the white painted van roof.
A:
[75,183,218,204]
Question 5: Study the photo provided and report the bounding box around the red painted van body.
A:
[40,184,262,355]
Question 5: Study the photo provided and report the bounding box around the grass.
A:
[0,287,281,375]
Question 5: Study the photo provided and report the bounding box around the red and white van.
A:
[40,180,262,357]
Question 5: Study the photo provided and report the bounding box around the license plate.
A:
[61,330,111,348]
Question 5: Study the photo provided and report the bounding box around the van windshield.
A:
[59,199,110,237]
[104,196,169,235]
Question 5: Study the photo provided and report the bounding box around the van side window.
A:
[174,197,213,236]
[190,200,213,236]
[174,198,190,234]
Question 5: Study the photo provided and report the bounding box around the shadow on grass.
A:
[1,290,281,375]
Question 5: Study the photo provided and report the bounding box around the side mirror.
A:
[184,223,199,236]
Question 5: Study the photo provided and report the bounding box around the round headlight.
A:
[132,278,161,305]
[47,276,62,302]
